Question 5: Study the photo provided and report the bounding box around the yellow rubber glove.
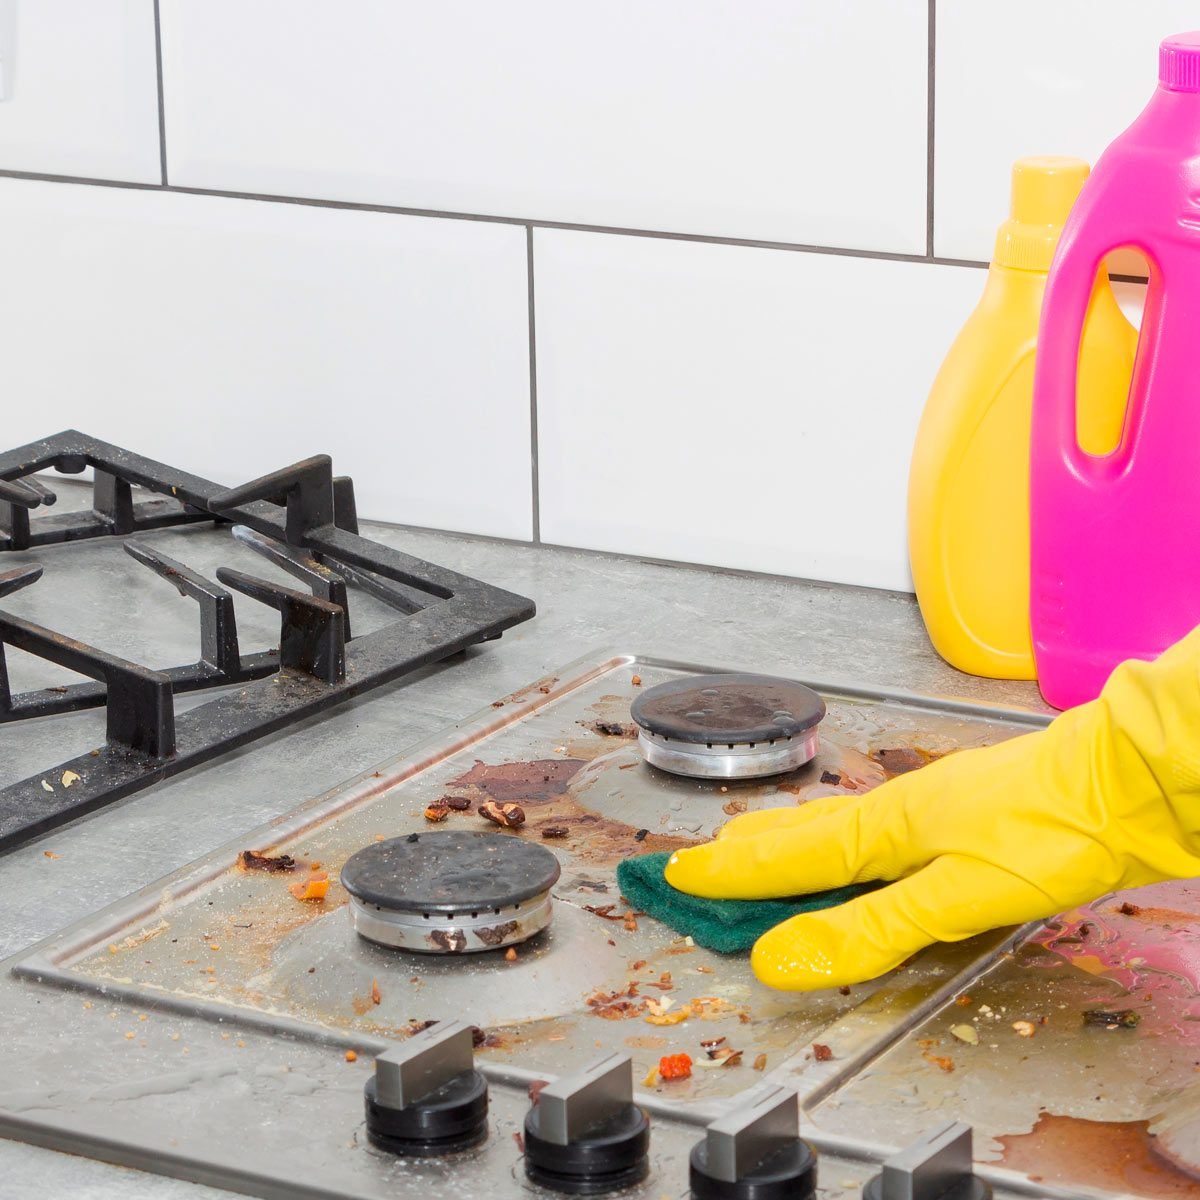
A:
[664,626,1200,991]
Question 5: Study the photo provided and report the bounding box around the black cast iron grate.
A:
[0,431,535,853]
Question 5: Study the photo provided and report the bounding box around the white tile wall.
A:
[935,1,1198,262]
[0,179,533,540]
[534,231,983,591]
[1,4,1177,593]
[159,0,929,254]
[0,0,160,183]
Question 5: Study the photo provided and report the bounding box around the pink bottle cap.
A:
[1160,32,1200,92]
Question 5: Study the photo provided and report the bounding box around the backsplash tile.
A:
[0,179,533,540]
[1,3,1169,592]
[160,0,928,253]
[935,0,1199,262]
[0,0,160,183]
[533,231,982,591]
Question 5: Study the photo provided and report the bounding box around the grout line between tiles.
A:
[526,225,541,543]
[152,0,168,186]
[926,0,936,258]
[0,168,988,271]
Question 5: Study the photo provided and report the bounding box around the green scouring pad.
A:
[614,851,879,954]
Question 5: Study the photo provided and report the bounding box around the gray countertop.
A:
[0,510,1045,1199]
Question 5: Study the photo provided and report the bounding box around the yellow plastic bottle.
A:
[909,156,1137,679]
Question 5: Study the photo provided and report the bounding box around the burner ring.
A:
[631,673,825,781]
[340,830,561,954]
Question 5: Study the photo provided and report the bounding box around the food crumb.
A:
[1012,1021,1036,1038]
[43,850,59,859]
[1083,1008,1141,1029]
[1119,901,1142,916]
[950,1024,978,1045]
[371,978,382,1005]
[288,872,330,902]
[505,947,518,962]
[239,850,296,873]
[124,1031,135,1040]
[479,800,526,828]
[955,994,973,1007]
[345,1050,358,1062]
[753,1053,768,1071]
[208,943,220,951]
[923,1051,955,1073]
[423,803,450,823]
[839,985,851,996]
[658,1053,692,1081]
[642,1066,659,1087]
[812,1043,833,1062]
[631,675,642,686]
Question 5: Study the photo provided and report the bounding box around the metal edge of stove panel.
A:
[631,652,1055,728]
[0,1114,357,1200]
[0,1108,1102,1200]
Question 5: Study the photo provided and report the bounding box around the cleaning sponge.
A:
[615,851,879,954]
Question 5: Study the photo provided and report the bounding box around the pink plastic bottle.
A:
[1031,32,1200,709]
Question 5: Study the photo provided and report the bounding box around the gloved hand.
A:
[664,626,1200,991]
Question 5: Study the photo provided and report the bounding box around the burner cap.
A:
[630,673,826,781]
[340,830,562,954]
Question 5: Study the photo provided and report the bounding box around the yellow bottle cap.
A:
[993,156,1090,271]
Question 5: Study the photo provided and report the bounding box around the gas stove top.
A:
[2,516,1190,1200]
[18,649,1171,1200]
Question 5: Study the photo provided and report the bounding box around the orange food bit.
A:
[658,1053,692,1081]
[289,871,330,902]
[345,1049,358,1062]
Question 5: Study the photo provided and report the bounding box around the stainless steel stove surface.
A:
[8,644,1200,1199]
[0,650,1053,1197]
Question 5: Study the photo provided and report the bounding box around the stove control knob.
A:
[363,1021,488,1156]
[863,1122,991,1200]
[689,1087,816,1199]
[523,1053,650,1194]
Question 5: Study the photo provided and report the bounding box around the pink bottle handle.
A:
[1038,226,1143,482]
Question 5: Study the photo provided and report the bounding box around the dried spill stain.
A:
[999,1114,1200,1197]
[446,756,693,866]
[449,759,586,803]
